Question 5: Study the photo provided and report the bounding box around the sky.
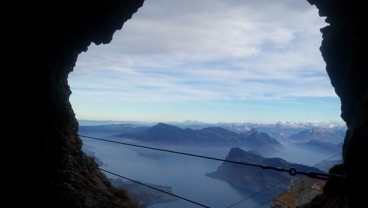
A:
[69,0,343,124]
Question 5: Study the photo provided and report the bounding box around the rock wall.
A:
[35,1,145,207]
[306,0,368,207]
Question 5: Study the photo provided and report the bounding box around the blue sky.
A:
[69,0,343,123]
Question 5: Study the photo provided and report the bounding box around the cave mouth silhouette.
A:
[67,2,345,207]
[34,0,366,207]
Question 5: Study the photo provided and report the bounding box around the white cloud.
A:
[70,0,334,116]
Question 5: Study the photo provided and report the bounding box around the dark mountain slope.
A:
[115,123,283,151]
[207,147,324,194]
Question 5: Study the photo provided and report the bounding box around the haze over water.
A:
[82,132,341,208]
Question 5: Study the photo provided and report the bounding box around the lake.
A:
[82,137,339,208]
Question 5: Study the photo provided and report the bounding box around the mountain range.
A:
[79,120,345,154]
[114,122,283,151]
[225,121,346,140]
[79,123,149,137]
[286,128,344,153]
[288,128,345,143]
[78,120,346,139]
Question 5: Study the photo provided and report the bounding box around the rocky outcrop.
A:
[207,147,324,195]
[270,177,325,208]
[33,1,145,207]
[306,0,368,207]
[110,178,178,206]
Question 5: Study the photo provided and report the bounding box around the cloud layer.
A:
[69,0,340,122]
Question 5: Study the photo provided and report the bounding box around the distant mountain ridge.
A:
[288,128,345,143]
[287,128,345,153]
[115,122,283,151]
[78,120,346,142]
[79,123,149,137]
[207,147,324,194]
[78,121,345,154]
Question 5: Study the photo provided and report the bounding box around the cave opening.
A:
[65,1,349,207]
[29,0,366,206]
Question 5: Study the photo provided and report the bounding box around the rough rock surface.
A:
[306,0,368,207]
[33,1,145,207]
[270,177,325,208]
